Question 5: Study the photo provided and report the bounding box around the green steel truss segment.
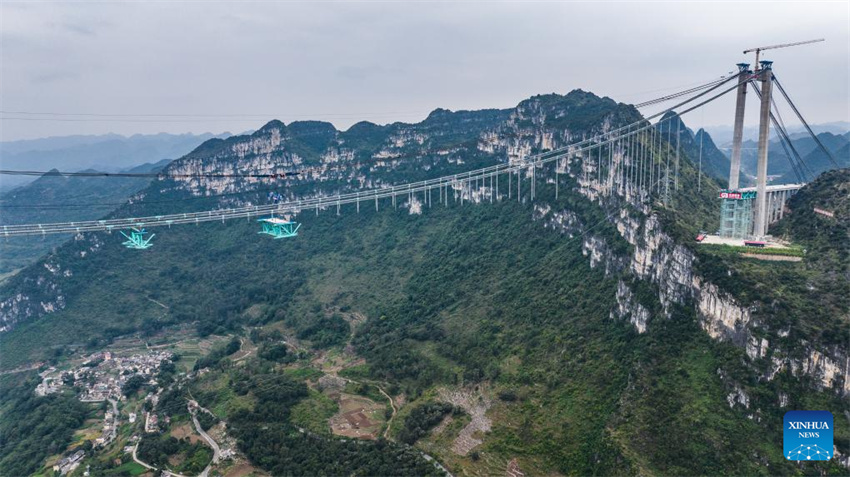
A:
[120,228,155,249]
[258,218,301,239]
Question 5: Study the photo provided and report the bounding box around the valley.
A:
[0,90,847,477]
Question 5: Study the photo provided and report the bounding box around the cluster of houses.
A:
[35,350,173,401]
[76,351,174,402]
[34,367,62,396]
[38,350,174,474]
[96,402,119,447]
[145,411,160,433]
[53,450,84,476]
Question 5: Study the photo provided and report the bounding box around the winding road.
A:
[132,443,191,477]
[188,400,221,477]
[376,385,397,439]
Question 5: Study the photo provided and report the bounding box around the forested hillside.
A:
[0,160,170,274]
[0,91,847,476]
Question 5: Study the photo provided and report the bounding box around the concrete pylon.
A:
[728,63,750,190]
[752,61,773,239]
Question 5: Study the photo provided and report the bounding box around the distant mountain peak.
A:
[258,119,286,133]
[286,120,338,134]
[425,108,453,120]
[346,121,381,132]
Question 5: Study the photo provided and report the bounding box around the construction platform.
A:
[697,234,790,249]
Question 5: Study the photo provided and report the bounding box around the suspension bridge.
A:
[0,61,837,248]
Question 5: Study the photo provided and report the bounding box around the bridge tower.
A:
[719,63,755,239]
[752,61,774,239]
[728,63,750,190]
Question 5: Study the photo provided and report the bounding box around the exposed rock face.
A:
[696,277,751,344]
[614,280,649,334]
[0,259,67,332]
[481,108,849,398]
[577,186,848,395]
[727,383,750,409]
[574,181,849,395]
[1,91,846,402]
[0,94,614,334]
[582,236,626,276]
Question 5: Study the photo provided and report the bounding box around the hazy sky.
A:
[2,1,848,141]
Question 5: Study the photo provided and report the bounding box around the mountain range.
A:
[0,160,171,274]
[705,121,850,147]
[0,132,230,192]
[0,91,847,476]
[728,131,850,185]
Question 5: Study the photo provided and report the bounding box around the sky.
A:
[1,1,848,141]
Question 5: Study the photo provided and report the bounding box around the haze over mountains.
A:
[0,132,231,192]
[0,160,171,273]
[728,131,850,185]
[704,121,850,147]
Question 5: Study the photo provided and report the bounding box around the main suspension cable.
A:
[772,75,840,168]
[750,81,811,182]
[2,74,741,231]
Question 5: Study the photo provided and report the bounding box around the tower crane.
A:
[744,39,825,69]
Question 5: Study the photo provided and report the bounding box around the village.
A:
[36,350,174,402]
[36,350,174,475]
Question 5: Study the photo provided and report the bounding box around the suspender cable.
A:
[675,121,681,192]
[698,128,704,192]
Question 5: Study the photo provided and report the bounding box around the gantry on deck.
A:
[258,217,301,239]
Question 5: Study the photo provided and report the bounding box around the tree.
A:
[122,375,146,396]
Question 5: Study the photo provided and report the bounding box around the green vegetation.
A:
[137,434,212,474]
[0,95,847,476]
[121,375,147,397]
[101,461,149,476]
[0,374,90,476]
[196,411,219,431]
[398,402,458,444]
[158,387,190,420]
[346,381,387,405]
[773,168,849,274]
[695,170,850,349]
[698,243,806,257]
[194,337,241,370]
[225,370,442,476]
[258,342,293,362]
[293,313,350,349]
[4,168,845,475]
[156,357,179,386]
[78,458,151,477]
[289,389,338,435]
